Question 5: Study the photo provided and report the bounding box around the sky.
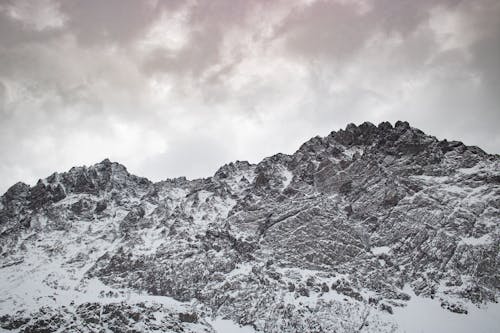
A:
[0,0,499,193]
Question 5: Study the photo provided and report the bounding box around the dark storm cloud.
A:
[0,0,499,193]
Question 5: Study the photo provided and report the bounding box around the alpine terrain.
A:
[0,121,498,332]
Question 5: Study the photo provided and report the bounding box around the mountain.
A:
[0,121,498,333]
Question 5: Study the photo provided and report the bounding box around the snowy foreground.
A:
[0,122,499,332]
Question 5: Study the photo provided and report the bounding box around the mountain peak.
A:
[3,181,30,201]
[0,121,498,333]
[394,120,410,129]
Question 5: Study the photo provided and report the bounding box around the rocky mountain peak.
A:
[52,158,151,196]
[0,122,498,333]
[3,182,30,202]
[326,120,424,148]
[214,160,253,180]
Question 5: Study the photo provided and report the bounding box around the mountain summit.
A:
[0,121,498,332]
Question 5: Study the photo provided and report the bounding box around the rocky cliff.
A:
[0,121,498,332]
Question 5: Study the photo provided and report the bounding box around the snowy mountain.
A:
[0,121,498,332]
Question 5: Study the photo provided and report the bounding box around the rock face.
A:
[0,121,498,332]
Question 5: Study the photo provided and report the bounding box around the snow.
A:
[371,246,391,255]
[343,147,363,159]
[276,267,353,307]
[207,318,257,333]
[443,184,468,195]
[226,262,253,278]
[220,167,256,195]
[282,287,349,308]
[0,230,124,315]
[458,164,483,175]
[1,141,498,332]
[390,286,500,333]
[197,190,213,202]
[136,227,167,255]
[160,187,189,201]
[458,234,494,246]
[0,175,246,317]
[0,255,192,315]
[143,201,158,216]
[281,168,293,190]
[53,193,85,207]
[409,175,449,183]
[80,278,189,311]
[212,196,237,219]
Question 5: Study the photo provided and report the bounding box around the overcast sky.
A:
[0,0,499,193]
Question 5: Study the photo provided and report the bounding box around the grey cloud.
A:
[141,0,262,78]
[274,0,462,64]
[269,0,500,151]
[466,0,500,87]
[370,0,461,35]
[138,133,232,182]
[0,8,63,47]
[274,0,374,62]
[0,81,5,108]
[143,27,223,78]
[56,0,164,46]
[0,0,499,194]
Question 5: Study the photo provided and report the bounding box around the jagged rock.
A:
[0,121,498,333]
[0,303,212,333]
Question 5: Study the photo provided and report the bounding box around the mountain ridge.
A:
[0,121,498,332]
[3,120,494,198]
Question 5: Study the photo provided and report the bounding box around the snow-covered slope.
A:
[0,121,498,332]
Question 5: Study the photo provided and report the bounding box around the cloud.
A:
[0,0,499,193]
[0,0,67,31]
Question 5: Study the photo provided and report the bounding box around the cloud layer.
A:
[0,0,499,193]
